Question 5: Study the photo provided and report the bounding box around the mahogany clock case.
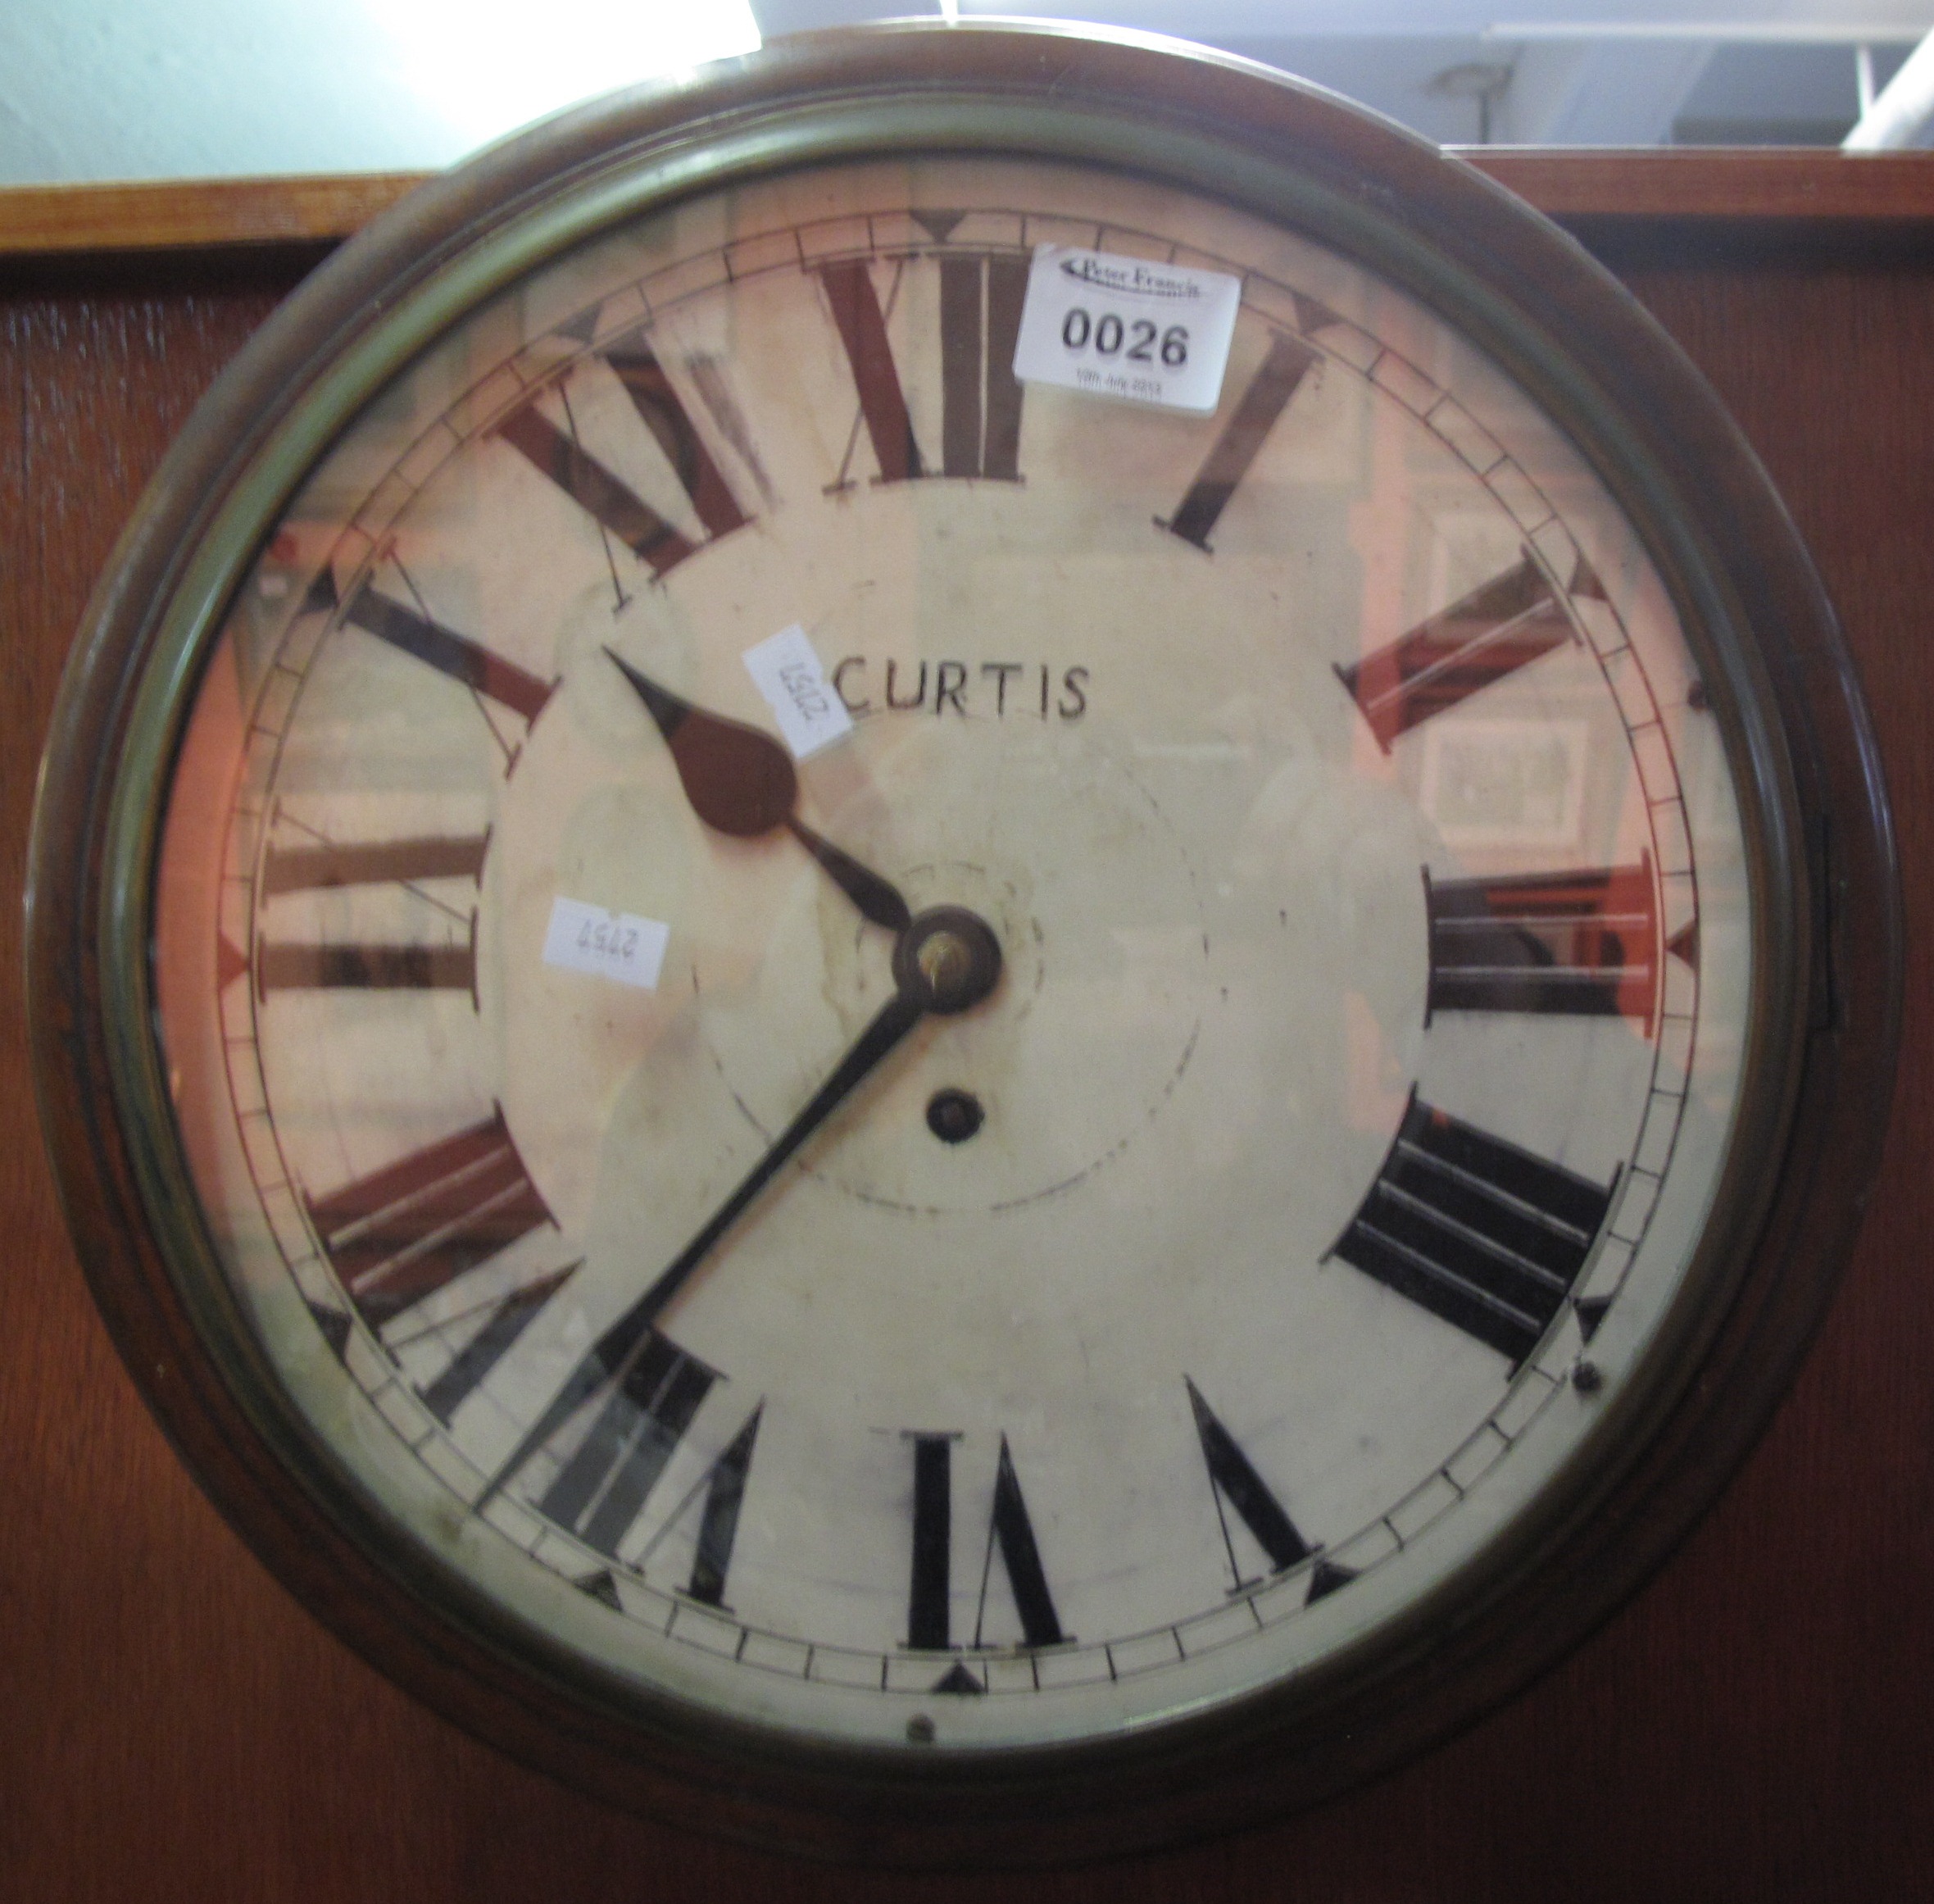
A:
[20,25,1902,1869]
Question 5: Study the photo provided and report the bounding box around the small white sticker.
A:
[543,897,670,990]
[742,624,854,760]
[1011,246,1242,416]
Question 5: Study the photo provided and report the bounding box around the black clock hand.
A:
[605,648,910,932]
[479,989,923,1510]
[478,905,1000,1511]
[782,816,910,934]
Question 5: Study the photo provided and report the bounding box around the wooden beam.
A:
[0,174,424,254]
[1464,148,1934,221]
[1,152,1932,258]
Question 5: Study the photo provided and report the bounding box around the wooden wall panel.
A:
[3,168,1931,1899]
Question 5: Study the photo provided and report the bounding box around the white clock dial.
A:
[152,154,1751,1754]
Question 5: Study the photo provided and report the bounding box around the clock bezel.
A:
[26,21,1900,1863]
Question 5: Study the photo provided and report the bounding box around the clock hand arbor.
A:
[479,902,1001,1511]
[605,649,910,933]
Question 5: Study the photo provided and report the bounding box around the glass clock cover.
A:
[30,24,1895,1861]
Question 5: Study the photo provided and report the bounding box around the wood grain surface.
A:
[4,162,1932,1897]
[3,152,1934,255]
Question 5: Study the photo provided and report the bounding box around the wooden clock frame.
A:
[25,22,1901,1865]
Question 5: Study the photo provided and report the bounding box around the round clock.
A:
[27,21,1900,1864]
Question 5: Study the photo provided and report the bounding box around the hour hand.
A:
[783,816,910,933]
[605,649,795,836]
[605,650,910,932]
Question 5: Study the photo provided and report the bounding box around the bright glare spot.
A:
[365,0,761,148]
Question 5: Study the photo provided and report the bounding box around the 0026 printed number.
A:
[1060,309,1190,366]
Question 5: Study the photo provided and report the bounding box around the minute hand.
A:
[479,988,923,1506]
[605,649,910,932]
[479,903,1002,1511]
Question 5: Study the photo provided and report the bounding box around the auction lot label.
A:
[1012,246,1241,414]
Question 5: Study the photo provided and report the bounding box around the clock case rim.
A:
[25,20,1902,1865]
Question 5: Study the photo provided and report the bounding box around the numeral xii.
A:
[819,247,1028,484]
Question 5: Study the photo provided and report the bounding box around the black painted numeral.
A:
[682,1405,764,1609]
[820,252,1028,484]
[258,832,488,993]
[1330,1095,1613,1366]
[497,333,747,578]
[538,1333,719,1559]
[974,1436,1066,1649]
[1185,1377,1312,1588]
[1161,331,1319,551]
[256,920,476,996]
[906,1431,956,1650]
[419,1264,576,1424]
[343,583,554,724]
[261,834,489,897]
[306,1108,555,1331]
[1427,859,1658,1028]
[1338,553,1572,752]
[904,1432,1065,1654]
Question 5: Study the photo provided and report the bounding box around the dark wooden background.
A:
[3,156,1930,1900]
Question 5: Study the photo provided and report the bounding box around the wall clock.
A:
[26,20,1899,1865]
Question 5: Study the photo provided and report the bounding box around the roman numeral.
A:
[497,333,747,578]
[1330,1095,1614,1366]
[417,1263,576,1425]
[257,831,486,989]
[680,1405,762,1609]
[343,583,553,724]
[1426,858,1658,1028]
[940,253,1027,481]
[261,834,489,897]
[974,1436,1066,1649]
[819,253,1028,484]
[1160,331,1319,551]
[305,1108,555,1332]
[616,1401,765,1609]
[1185,1377,1312,1589]
[537,1331,720,1560]
[905,1432,1065,1654]
[1338,553,1573,752]
[906,1431,955,1650]
[255,924,475,996]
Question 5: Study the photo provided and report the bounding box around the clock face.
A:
[148,149,1756,1757]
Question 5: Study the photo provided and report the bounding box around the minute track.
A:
[125,125,1782,1789]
